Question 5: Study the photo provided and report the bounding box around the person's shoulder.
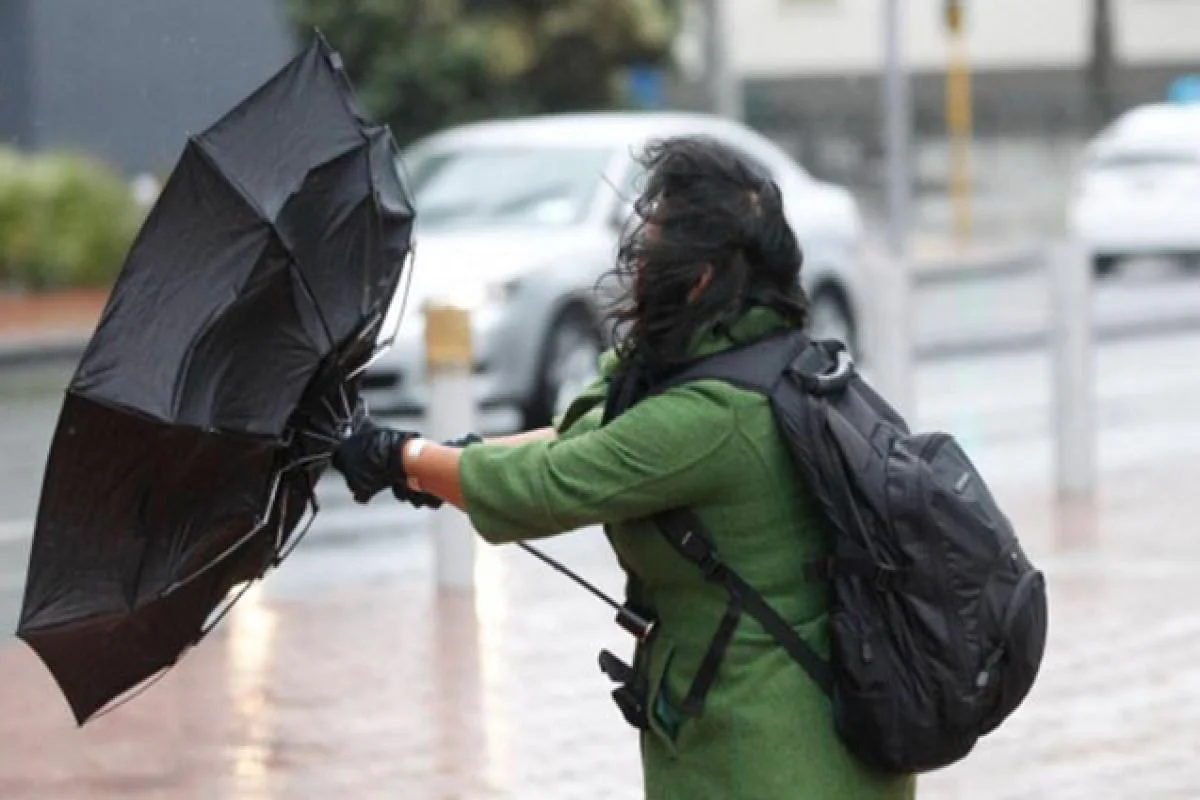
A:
[660,375,769,410]
[640,377,765,430]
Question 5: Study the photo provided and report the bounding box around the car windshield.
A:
[400,145,616,230]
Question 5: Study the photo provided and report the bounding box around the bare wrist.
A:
[402,437,428,491]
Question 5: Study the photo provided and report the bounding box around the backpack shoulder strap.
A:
[651,330,807,398]
[651,331,855,402]
[652,508,833,698]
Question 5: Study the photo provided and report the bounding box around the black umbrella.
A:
[16,33,415,725]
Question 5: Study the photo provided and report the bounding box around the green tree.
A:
[284,0,677,146]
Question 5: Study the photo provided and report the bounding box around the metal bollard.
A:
[424,304,477,590]
[864,243,915,420]
[1050,239,1096,497]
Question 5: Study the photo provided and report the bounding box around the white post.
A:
[425,304,476,590]
[871,0,915,420]
[702,0,743,120]
[1050,239,1096,497]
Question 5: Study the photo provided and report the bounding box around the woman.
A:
[332,136,916,799]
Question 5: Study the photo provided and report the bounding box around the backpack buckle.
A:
[678,530,724,579]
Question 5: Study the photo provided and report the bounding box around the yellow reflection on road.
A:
[228,581,277,800]
[473,544,512,791]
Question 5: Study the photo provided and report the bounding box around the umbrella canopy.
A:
[16,34,415,725]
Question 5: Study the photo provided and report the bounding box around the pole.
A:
[1050,240,1096,497]
[425,304,477,590]
[872,0,915,419]
[702,0,742,120]
[945,4,973,242]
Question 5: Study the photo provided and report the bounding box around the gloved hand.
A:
[331,417,418,504]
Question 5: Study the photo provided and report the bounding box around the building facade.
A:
[0,0,296,176]
[711,0,1200,237]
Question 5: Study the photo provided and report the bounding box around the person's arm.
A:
[483,427,557,447]
[401,439,469,510]
[403,383,742,543]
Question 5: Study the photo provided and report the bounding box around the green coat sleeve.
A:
[460,383,740,544]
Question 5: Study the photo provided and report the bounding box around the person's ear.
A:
[688,266,714,303]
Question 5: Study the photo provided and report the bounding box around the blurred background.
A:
[2,1,1200,798]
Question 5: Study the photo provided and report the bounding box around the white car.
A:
[363,111,866,430]
[1069,102,1200,276]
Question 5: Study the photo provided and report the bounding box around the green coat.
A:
[460,308,916,799]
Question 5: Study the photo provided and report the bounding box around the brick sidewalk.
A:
[1,455,1197,799]
[0,291,107,339]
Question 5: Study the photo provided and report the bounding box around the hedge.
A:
[0,148,146,291]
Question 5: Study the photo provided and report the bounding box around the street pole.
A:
[702,0,743,120]
[1050,240,1096,498]
[425,304,477,590]
[945,1,973,242]
[872,0,915,419]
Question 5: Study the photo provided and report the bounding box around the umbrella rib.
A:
[189,136,339,353]
[189,137,276,237]
[285,258,336,352]
[160,469,285,597]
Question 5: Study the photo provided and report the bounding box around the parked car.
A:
[362,111,865,429]
[1069,102,1200,276]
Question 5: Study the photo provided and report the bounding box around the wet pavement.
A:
[2,332,1200,797]
[1,456,1199,799]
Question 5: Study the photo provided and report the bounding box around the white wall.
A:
[726,0,1197,78]
[1118,0,1200,63]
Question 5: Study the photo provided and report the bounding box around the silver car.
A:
[362,112,865,429]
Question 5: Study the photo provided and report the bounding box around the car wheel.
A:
[1094,255,1120,278]
[808,284,857,354]
[525,307,602,430]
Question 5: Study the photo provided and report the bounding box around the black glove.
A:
[331,417,417,504]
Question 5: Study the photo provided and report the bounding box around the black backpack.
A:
[608,331,1048,775]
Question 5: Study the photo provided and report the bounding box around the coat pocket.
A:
[645,641,693,755]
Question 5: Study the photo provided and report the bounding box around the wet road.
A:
[5,319,1200,631]
[0,449,1198,798]
[2,267,1200,796]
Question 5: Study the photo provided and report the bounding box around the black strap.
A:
[650,331,806,399]
[679,594,743,715]
[653,509,834,697]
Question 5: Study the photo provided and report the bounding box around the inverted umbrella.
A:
[16,33,415,724]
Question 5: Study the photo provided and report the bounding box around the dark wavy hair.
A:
[603,135,808,373]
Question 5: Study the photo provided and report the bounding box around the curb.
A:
[0,334,88,371]
[5,310,1191,373]
[914,310,1200,361]
[911,246,1045,288]
[0,248,1046,373]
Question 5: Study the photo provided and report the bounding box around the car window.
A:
[400,146,616,230]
